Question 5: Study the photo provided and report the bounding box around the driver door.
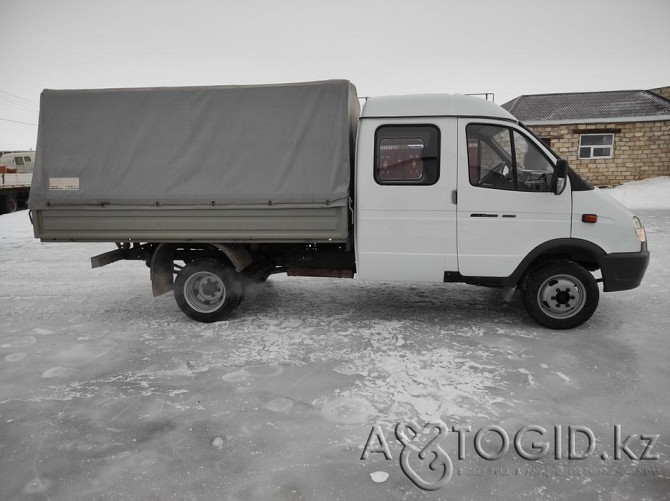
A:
[456,119,572,278]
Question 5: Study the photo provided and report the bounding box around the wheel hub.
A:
[184,271,226,313]
[537,275,586,319]
[199,278,222,299]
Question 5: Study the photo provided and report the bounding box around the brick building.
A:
[503,87,670,186]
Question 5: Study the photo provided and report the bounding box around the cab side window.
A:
[467,125,515,191]
[467,124,554,192]
[513,131,554,192]
[375,125,440,186]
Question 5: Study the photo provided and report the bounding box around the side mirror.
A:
[553,159,569,195]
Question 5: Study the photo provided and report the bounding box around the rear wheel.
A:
[1,195,18,214]
[522,261,599,329]
[174,260,242,322]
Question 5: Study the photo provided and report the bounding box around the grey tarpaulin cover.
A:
[29,80,359,210]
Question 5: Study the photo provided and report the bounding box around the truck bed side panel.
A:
[1,173,32,189]
[32,205,349,243]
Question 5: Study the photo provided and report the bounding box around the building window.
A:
[14,156,24,166]
[539,137,551,148]
[374,125,440,185]
[579,134,614,159]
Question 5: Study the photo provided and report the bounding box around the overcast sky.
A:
[1,0,669,149]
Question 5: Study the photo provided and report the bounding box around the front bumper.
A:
[600,243,650,292]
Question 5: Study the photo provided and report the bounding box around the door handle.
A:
[470,213,498,218]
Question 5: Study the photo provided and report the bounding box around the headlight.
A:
[633,216,647,243]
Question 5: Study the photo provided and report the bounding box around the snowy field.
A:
[1,178,669,500]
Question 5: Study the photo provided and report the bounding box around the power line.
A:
[0,117,37,126]
[0,98,39,113]
[0,90,38,106]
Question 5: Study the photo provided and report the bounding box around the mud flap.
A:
[150,243,176,297]
[501,284,517,303]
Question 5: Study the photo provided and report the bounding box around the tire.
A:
[7,196,18,213]
[1,195,18,214]
[174,260,242,323]
[522,261,599,329]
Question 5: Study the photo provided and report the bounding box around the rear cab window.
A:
[374,125,440,186]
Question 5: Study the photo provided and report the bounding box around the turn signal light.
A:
[582,214,598,223]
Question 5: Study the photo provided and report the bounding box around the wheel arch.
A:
[209,244,253,272]
[150,243,254,297]
[507,238,606,288]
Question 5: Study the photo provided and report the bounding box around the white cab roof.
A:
[361,93,517,121]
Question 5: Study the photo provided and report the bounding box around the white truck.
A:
[0,151,34,213]
[29,80,649,329]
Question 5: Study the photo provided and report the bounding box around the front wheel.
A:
[174,261,242,323]
[522,261,599,329]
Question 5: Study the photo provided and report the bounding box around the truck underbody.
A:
[91,241,357,289]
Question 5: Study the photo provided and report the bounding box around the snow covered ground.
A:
[604,176,670,210]
[0,178,669,500]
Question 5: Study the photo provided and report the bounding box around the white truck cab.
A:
[355,94,648,328]
[0,151,35,174]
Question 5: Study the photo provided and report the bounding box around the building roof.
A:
[503,89,670,125]
[362,93,516,121]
